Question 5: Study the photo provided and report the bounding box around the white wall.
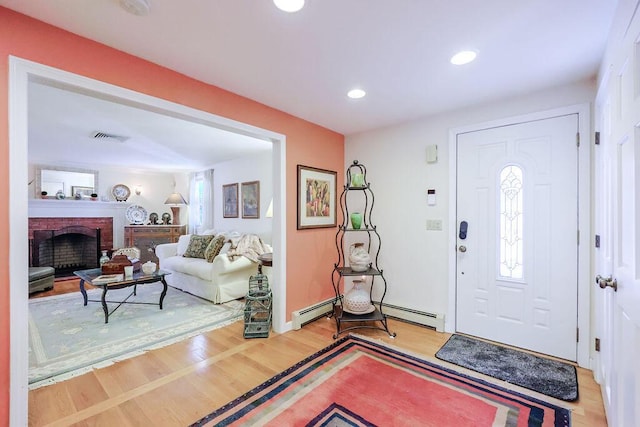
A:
[345,80,595,317]
[213,150,273,239]
[99,168,189,222]
[28,151,272,238]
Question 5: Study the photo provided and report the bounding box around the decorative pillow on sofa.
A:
[204,235,226,262]
[183,235,215,259]
[176,234,192,256]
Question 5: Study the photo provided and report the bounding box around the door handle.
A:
[596,275,617,292]
[458,245,467,253]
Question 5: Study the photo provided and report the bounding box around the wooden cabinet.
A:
[124,225,187,264]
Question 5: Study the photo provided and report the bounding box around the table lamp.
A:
[164,192,187,225]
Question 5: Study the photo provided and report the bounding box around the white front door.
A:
[456,114,579,361]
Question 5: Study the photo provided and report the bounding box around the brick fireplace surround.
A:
[28,217,114,257]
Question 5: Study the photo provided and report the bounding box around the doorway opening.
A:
[8,56,287,423]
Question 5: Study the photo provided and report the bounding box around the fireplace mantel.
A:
[29,200,130,248]
[29,199,130,209]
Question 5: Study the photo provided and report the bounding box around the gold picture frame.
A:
[241,181,260,219]
[222,183,238,218]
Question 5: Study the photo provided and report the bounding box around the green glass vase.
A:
[350,212,362,229]
[351,173,364,188]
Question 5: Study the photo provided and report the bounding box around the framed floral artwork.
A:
[297,165,337,229]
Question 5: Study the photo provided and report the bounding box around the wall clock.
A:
[112,184,131,202]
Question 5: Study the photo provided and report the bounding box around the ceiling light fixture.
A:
[119,0,150,16]
[450,50,477,65]
[273,0,305,13]
[347,89,366,99]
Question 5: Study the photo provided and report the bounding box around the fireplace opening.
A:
[31,226,101,277]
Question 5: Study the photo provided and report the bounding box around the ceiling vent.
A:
[91,131,130,143]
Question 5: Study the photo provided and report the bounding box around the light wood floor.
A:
[28,287,608,426]
[29,278,95,299]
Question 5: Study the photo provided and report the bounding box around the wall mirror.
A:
[35,165,98,199]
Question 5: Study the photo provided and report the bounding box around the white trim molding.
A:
[9,56,288,425]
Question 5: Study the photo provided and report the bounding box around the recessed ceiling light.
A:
[273,0,305,12]
[450,50,477,65]
[347,89,366,99]
[119,0,150,16]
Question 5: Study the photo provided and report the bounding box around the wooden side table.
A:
[257,252,272,274]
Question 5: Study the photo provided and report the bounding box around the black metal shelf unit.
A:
[330,160,396,339]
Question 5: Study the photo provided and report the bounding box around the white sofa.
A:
[155,233,268,303]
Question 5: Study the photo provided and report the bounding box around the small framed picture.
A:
[241,181,260,219]
[222,183,238,218]
[71,186,94,198]
[297,165,337,229]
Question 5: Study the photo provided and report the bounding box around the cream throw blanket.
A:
[226,234,269,263]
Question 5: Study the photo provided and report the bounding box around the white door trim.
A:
[8,56,288,426]
[447,103,591,368]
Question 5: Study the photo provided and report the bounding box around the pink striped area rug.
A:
[191,335,571,426]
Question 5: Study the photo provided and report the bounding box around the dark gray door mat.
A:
[435,334,578,401]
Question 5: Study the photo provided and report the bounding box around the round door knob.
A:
[596,274,618,292]
[459,245,467,253]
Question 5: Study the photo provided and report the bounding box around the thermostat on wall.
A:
[426,144,438,163]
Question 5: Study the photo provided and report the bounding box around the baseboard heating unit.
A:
[379,302,445,332]
[292,298,334,330]
[292,299,444,332]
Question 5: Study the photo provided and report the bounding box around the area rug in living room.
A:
[29,286,243,389]
[435,334,578,402]
[191,335,571,426]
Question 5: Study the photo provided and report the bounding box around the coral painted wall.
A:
[0,7,343,421]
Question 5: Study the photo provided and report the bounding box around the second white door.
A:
[456,114,579,361]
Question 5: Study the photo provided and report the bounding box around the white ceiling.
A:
[27,81,273,172]
[1,0,618,170]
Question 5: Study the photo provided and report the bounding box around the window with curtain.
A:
[189,169,214,234]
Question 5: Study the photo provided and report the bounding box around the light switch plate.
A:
[426,219,442,231]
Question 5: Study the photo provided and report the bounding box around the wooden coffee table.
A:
[73,268,171,323]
